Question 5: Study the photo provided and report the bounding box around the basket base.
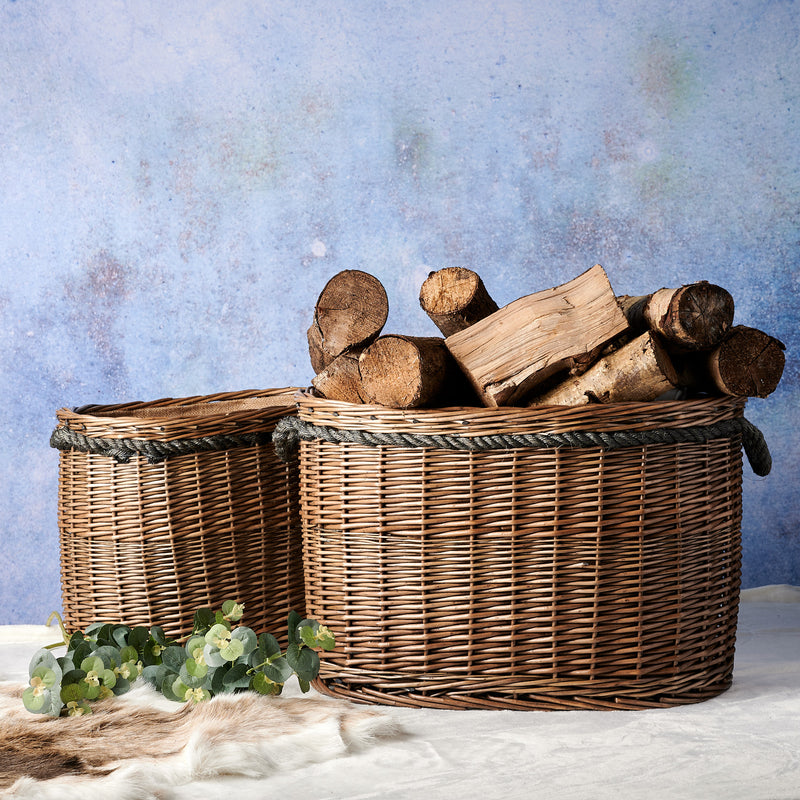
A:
[311,675,733,711]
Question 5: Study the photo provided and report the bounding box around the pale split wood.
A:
[527,331,679,406]
[297,393,744,710]
[445,264,629,406]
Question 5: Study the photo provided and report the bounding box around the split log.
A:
[419,267,499,337]
[359,335,477,409]
[527,331,679,406]
[676,325,785,398]
[307,270,389,372]
[618,282,734,350]
[311,351,368,404]
[445,264,630,406]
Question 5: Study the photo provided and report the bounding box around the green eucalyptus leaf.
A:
[221,600,245,622]
[111,625,130,648]
[83,621,107,637]
[222,662,251,690]
[28,648,58,675]
[60,683,83,704]
[210,663,230,695]
[185,636,207,660]
[160,675,182,703]
[141,641,164,666]
[171,676,192,702]
[298,678,311,693]
[93,623,115,644]
[80,656,104,674]
[127,626,150,652]
[203,644,228,668]
[299,625,317,649]
[57,655,76,673]
[150,626,170,646]
[94,645,122,669]
[231,626,257,657]
[214,611,230,629]
[220,638,244,662]
[119,645,138,663]
[31,665,59,689]
[179,660,207,689]
[185,657,208,679]
[100,668,117,688]
[261,656,293,684]
[141,664,166,688]
[192,607,215,633]
[112,677,131,696]
[69,640,92,665]
[22,686,48,714]
[250,671,280,695]
[287,610,302,646]
[82,681,101,701]
[285,644,320,682]
[161,645,188,673]
[255,632,281,662]
[61,668,87,686]
[205,623,232,649]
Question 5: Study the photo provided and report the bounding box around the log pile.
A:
[305,265,785,409]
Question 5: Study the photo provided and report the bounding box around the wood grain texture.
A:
[445,265,629,406]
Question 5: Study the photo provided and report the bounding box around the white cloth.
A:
[2,585,798,800]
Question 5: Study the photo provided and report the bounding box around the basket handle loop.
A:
[272,414,771,476]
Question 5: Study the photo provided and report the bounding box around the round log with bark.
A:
[619,281,734,350]
[678,325,786,398]
[359,335,475,409]
[419,267,499,337]
[307,270,389,372]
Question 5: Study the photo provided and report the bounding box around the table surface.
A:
[2,584,799,800]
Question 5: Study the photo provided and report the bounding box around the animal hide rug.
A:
[0,681,398,799]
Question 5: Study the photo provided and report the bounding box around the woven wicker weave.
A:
[53,389,304,639]
[295,393,749,710]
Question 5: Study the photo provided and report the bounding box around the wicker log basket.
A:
[274,391,771,711]
[51,389,305,640]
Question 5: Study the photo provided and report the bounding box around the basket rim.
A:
[296,390,747,436]
[54,388,303,440]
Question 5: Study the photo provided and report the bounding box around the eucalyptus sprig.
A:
[23,601,334,717]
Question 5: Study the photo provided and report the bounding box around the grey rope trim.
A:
[272,414,771,476]
[50,425,273,464]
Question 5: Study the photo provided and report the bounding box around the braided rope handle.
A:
[272,414,771,476]
[49,425,272,464]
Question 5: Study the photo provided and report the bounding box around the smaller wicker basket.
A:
[278,392,770,711]
[51,388,304,639]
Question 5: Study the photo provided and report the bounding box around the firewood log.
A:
[311,351,368,403]
[528,332,679,406]
[445,265,630,406]
[676,325,785,398]
[419,267,499,337]
[307,270,389,372]
[618,282,734,350]
[359,335,477,409]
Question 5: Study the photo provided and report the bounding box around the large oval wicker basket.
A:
[283,392,767,710]
[52,389,305,640]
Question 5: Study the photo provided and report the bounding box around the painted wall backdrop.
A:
[0,0,797,624]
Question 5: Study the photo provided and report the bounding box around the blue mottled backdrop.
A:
[1,1,797,623]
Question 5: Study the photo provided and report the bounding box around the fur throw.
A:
[0,681,398,799]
